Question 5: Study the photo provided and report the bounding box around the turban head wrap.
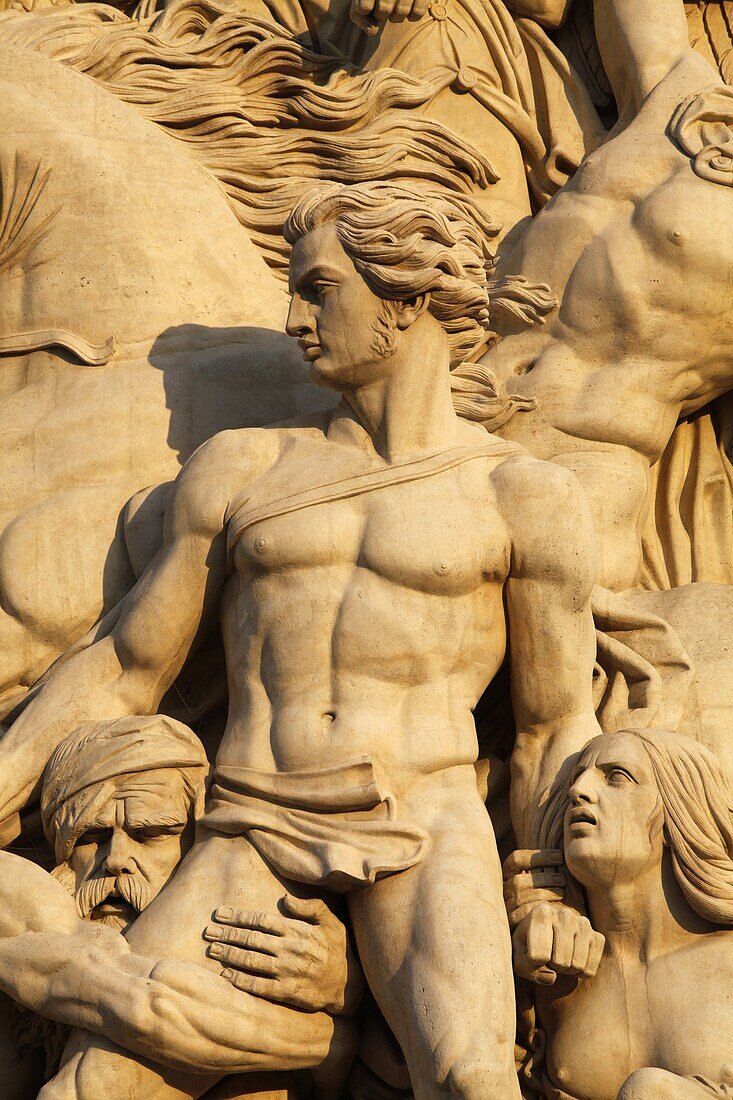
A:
[41,715,209,864]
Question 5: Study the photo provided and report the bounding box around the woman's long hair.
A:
[534,728,733,925]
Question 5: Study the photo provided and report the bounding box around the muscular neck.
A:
[583,851,707,961]
[334,318,462,463]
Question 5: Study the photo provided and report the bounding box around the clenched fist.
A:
[512,901,605,986]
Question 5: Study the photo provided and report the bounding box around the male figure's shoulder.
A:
[490,448,595,580]
[169,413,333,539]
[489,446,584,515]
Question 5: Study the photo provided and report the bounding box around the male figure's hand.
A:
[503,848,566,927]
[204,894,363,1014]
[503,849,604,985]
[512,902,605,986]
[349,0,430,36]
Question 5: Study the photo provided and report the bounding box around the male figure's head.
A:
[283,182,496,392]
[41,716,208,932]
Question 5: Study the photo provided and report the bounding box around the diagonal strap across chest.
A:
[226,437,523,561]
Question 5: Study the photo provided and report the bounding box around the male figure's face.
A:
[563,733,664,888]
[286,222,399,390]
[67,770,194,932]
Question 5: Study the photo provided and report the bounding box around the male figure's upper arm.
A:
[112,435,231,689]
[498,456,597,734]
[496,456,601,840]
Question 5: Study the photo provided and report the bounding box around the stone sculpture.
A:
[0,181,606,1098]
[514,728,733,1100]
[40,716,209,933]
[0,717,355,1098]
[0,41,312,723]
[479,0,733,756]
[0,0,732,1095]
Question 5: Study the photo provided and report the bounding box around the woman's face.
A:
[564,733,664,887]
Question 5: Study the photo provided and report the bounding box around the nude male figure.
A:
[484,0,733,595]
[3,182,601,1099]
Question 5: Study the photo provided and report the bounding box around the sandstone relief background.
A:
[0,1,731,1096]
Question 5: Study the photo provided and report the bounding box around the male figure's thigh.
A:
[348,778,518,1099]
[39,1039,219,1100]
[125,827,288,965]
[44,830,306,1099]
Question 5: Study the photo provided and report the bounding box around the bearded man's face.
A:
[61,769,195,932]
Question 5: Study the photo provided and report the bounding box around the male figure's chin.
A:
[90,901,137,933]
[309,357,341,389]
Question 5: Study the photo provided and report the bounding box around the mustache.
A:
[76,873,154,919]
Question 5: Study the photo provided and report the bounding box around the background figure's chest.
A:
[233,468,508,597]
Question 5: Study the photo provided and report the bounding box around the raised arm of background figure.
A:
[0,433,239,827]
[496,455,600,847]
[0,854,341,1076]
[592,0,699,117]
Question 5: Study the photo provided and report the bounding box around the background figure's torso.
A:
[488,55,733,591]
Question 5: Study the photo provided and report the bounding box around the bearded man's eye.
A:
[78,828,111,845]
[134,825,185,840]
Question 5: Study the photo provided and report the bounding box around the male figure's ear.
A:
[395,293,431,330]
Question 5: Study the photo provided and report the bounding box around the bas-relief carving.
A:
[514,729,733,1100]
[0,180,605,1098]
[0,0,731,1096]
[0,716,357,1098]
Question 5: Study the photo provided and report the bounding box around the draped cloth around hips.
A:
[202,757,430,892]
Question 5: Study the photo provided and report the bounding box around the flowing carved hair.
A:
[534,728,733,926]
[1,0,498,274]
[286,181,497,369]
[285,181,554,427]
[4,0,555,424]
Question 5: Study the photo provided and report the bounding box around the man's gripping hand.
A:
[503,849,604,986]
[204,895,363,1015]
[512,902,604,986]
[503,848,566,927]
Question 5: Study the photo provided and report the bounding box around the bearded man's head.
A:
[41,716,208,932]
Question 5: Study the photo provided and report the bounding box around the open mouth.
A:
[93,896,133,917]
[569,809,597,827]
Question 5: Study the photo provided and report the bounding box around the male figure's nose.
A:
[103,829,137,877]
[286,292,314,338]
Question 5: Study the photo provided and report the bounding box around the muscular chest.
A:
[232,467,508,597]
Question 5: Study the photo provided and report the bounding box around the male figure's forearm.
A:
[0,932,335,1075]
[510,712,599,845]
[0,637,151,822]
